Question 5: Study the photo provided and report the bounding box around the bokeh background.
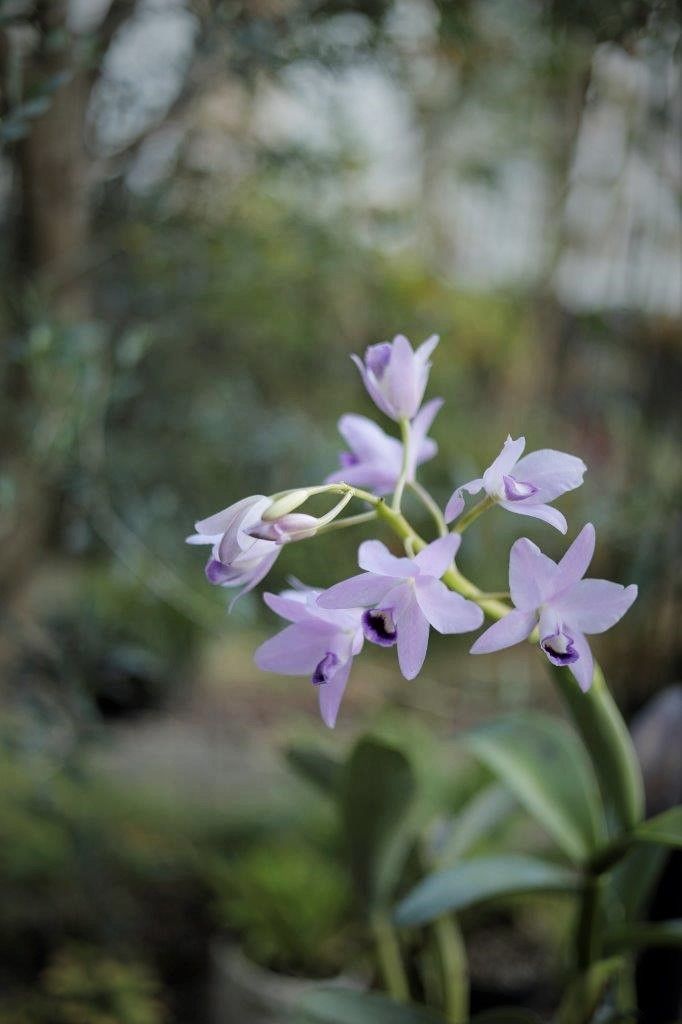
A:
[0,1,680,1022]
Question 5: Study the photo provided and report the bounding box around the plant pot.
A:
[208,942,364,1024]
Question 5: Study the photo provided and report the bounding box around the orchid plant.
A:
[188,335,681,1024]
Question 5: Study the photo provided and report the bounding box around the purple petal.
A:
[336,413,402,464]
[509,537,558,610]
[444,478,485,524]
[318,657,353,729]
[358,540,414,578]
[394,589,430,680]
[499,500,568,534]
[317,572,396,608]
[254,622,333,674]
[365,342,393,377]
[511,449,586,503]
[553,523,596,593]
[552,580,638,635]
[385,334,421,419]
[413,534,461,578]
[414,577,484,634]
[487,436,526,480]
[351,353,394,419]
[263,590,315,623]
[194,495,265,537]
[566,630,594,692]
[227,549,280,610]
[415,333,440,367]
[470,609,537,654]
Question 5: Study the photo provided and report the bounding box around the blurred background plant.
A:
[0,0,680,1021]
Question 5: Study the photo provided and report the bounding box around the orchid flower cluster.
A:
[188,335,637,727]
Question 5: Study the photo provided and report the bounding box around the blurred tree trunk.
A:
[1,1,91,597]
[17,0,91,318]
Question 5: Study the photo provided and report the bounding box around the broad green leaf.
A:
[605,919,682,954]
[634,806,682,847]
[465,713,605,863]
[556,957,624,1024]
[342,737,417,908]
[551,664,644,835]
[291,987,446,1024]
[285,745,341,798]
[395,854,580,927]
[609,843,667,922]
[436,783,517,867]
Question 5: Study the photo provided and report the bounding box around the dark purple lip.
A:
[503,474,539,502]
[312,652,339,685]
[362,608,397,647]
[540,630,579,666]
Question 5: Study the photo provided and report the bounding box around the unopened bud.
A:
[262,489,311,521]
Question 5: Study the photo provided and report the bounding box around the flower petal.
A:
[227,549,280,610]
[509,537,558,610]
[470,608,537,654]
[413,534,461,578]
[336,413,402,464]
[444,478,485,523]
[263,590,315,623]
[194,495,265,536]
[358,540,414,578]
[553,523,596,593]
[553,580,638,634]
[408,397,443,477]
[499,500,568,534]
[567,630,594,692]
[317,572,395,608]
[511,449,586,503]
[487,435,526,479]
[318,657,353,729]
[394,590,430,680]
[415,577,484,634]
[254,622,333,674]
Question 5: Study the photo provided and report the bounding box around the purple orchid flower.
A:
[445,435,586,534]
[324,398,443,496]
[254,586,364,728]
[470,523,637,691]
[351,333,439,421]
[186,495,279,606]
[317,535,484,680]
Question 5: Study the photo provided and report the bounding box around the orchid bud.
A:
[248,491,354,546]
[262,489,312,521]
[351,333,439,422]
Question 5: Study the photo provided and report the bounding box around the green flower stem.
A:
[452,495,495,534]
[315,510,377,535]
[409,480,448,537]
[551,664,644,836]
[392,417,412,512]
[576,874,603,970]
[371,910,410,1003]
[433,916,469,1024]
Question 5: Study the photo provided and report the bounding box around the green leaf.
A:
[436,783,517,866]
[395,855,580,927]
[556,957,624,1024]
[634,806,682,848]
[285,745,341,798]
[550,664,644,835]
[605,919,682,954]
[609,843,667,922]
[465,713,605,863]
[342,737,418,908]
[291,988,447,1024]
